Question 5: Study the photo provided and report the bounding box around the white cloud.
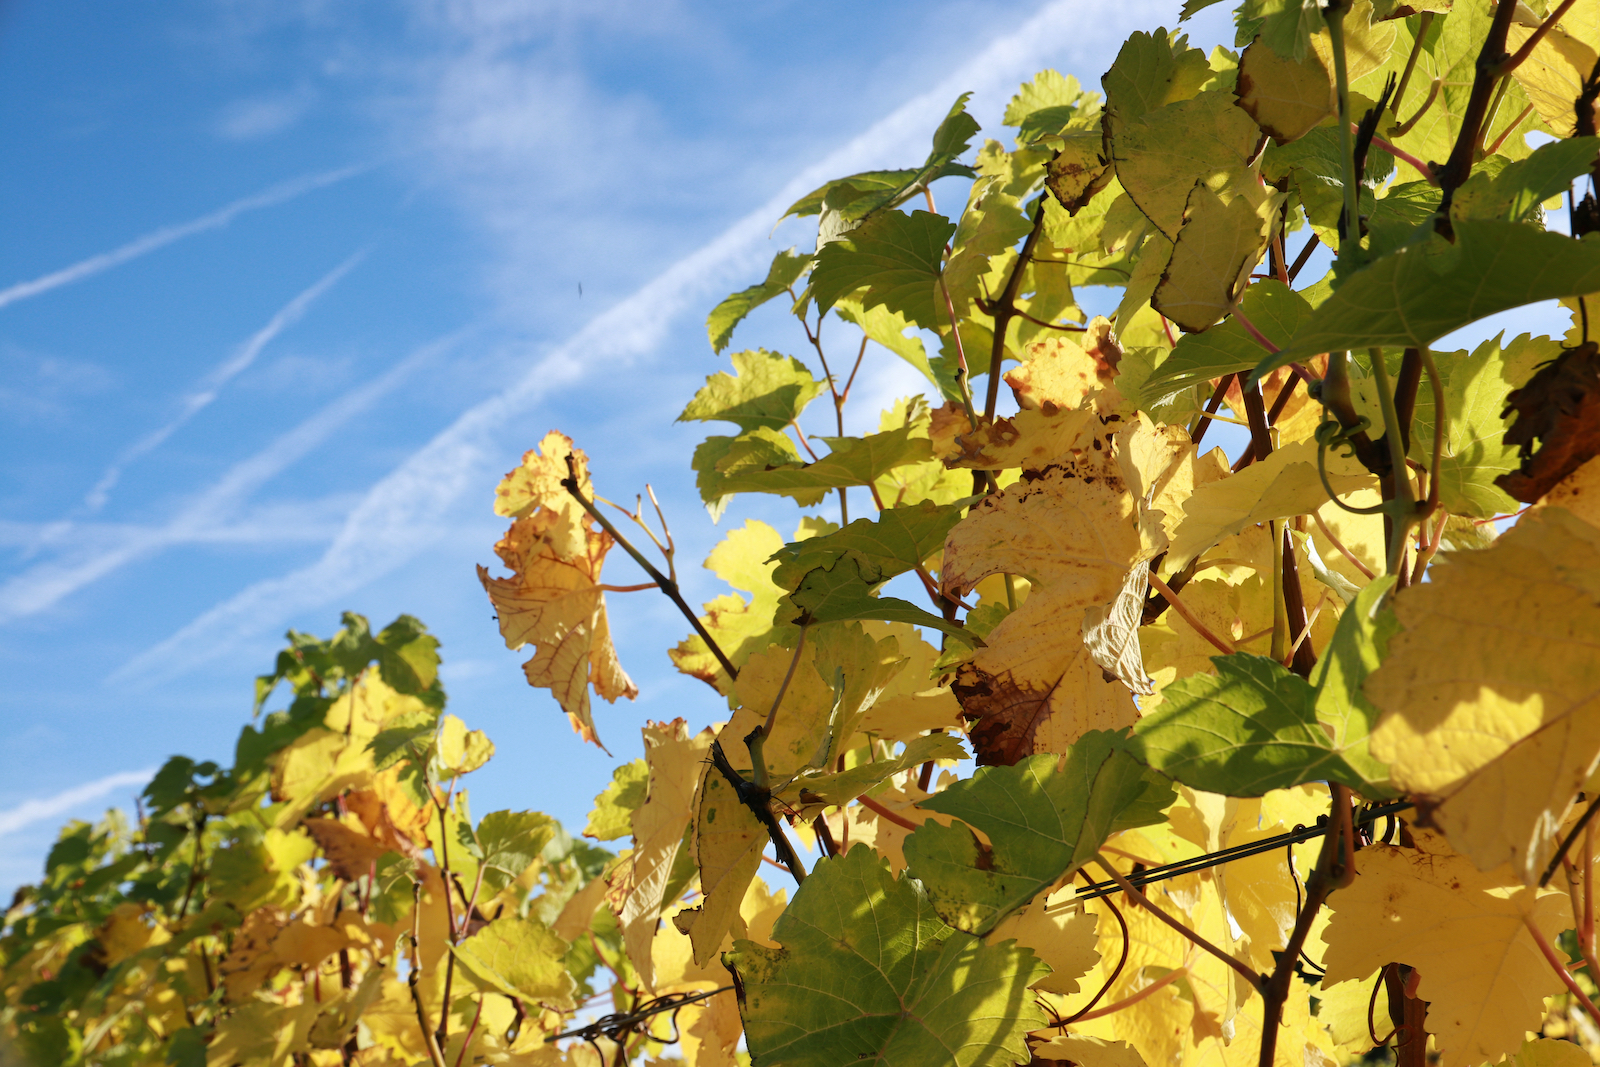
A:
[0,165,367,310]
[83,252,364,512]
[0,770,154,838]
[216,92,313,140]
[113,0,1184,684]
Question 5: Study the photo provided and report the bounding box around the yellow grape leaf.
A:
[1543,454,1600,528]
[943,440,1147,763]
[1108,90,1262,241]
[676,749,767,966]
[92,903,167,966]
[1311,490,1385,587]
[1005,320,1123,414]
[678,988,745,1067]
[1511,1038,1596,1067]
[479,509,637,747]
[552,871,608,943]
[986,890,1100,995]
[620,718,710,992]
[1152,185,1275,333]
[451,916,577,1008]
[493,430,593,559]
[217,907,290,1001]
[656,875,786,993]
[435,713,494,779]
[303,815,389,882]
[1312,974,1383,1055]
[1368,507,1600,882]
[1235,36,1333,144]
[1166,439,1375,569]
[271,729,377,827]
[1319,830,1571,1067]
[853,622,963,742]
[1507,1,1600,135]
[669,519,793,692]
[947,406,1100,470]
[1032,1035,1148,1067]
[205,996,320,1067]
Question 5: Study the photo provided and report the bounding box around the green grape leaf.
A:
[585,760,646,841]
[1129,653,1387,796]
[1365,180,1441,258]
[1108,90,1262,240]
[1181,0,1229,19]
[1151,183,1274,332]
[692,428,827,511]
[476,810,557,894]
[783,732,969,811]
[1102,29,1213,126]
[1310,577,1399,797]
[719,425,934,498]
[373,614,441,695]
[1143,279,1311,397]
[1005,70,1101,146]
[785,169,927,220]
[781,554,979,646]
[707,249,812,353]
[678,349,824,433]
[785,95,979,232]
[811,209,957,330]
[1452,137,1600,224]
[1256,221,1600,375]
[769,500,972,592]
[451,916,576,1007]
[1239,0,1325,60]
[725,846,1048,1067]
[906,732,1174,933]
[1395,333,1556,518]
[834,295,935,382]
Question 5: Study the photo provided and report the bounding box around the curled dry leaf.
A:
[479,508,637,748]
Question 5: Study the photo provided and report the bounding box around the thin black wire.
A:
[1067,800,1412,903]
[546,987,732,1045]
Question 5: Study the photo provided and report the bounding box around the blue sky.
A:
[0,0,1568,891]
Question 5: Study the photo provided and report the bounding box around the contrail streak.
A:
[0,770,155,838]
[84,252,365,511]
[111,0,1184,686]
[0,164,367,310]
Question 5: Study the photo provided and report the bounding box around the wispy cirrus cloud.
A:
[83,252,364,512]
[0,165,367,311]
[113,0,1183,684]
[0,330,461,625]
[0,770,155,838]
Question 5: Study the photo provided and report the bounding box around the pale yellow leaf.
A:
[1236,37,1334,144]
[1152,185,1276,333]
[1368,507,1600,883]
[1319,830,1572,1067]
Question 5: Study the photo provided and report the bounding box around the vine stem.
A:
[1313,511,1376,580]
[1436,0,1520,223]
[858,794,919,831]
[1070,967,1187,1022]
[1326,3,1362,257]
[1258,784,1355,1067]
[1148,572,1236,654]
[1092,854,1261,988]
[562,456,739,683]
[1494,0,1579,76]
[1368,349,1420,576]
[1525,917,1600,1026]
[409,881,451,1067]
[984,199,1049,421]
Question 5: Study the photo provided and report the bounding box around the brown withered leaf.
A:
[304,817,391,882]
[479,509,637,748]
[1497,341,1600,502]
